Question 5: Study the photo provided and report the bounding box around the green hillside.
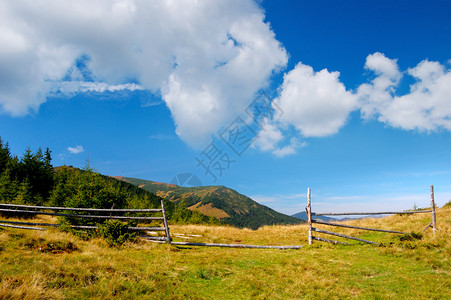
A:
[117,177,304,229]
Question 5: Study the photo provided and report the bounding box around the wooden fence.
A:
[0,201,304,249]
[0,200,171,243]
[306,185,438,245]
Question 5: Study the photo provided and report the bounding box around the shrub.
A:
[97,220,136,247]
[380,232,424,249]
[57,221,96,241]
[395,232,423,242]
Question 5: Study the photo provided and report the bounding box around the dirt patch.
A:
[38,241,78,254]
[188,203,230,219]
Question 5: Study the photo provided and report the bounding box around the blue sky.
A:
[1,0,450,214]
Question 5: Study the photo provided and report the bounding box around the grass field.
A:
[0,206,450,299]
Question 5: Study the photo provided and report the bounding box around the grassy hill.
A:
[115,177,303,229]
[0,204,449,298]
[48,167,218,226]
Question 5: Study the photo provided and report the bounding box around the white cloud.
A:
[357,52,402,120]
[160,4,288,147]
[253,119,306,157]
[358,53,451,131]
[253,120,284,152]
[3,0,450,154]
[255,53,451,156]
[364,52,401,79]
[274,62,358,137]
[253,62,356,156]
[0,0,287,148]
[67,145,84,154]
[53,81,143,95]
[272,137,306,158]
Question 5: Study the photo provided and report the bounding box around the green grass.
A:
[0,207,450,299]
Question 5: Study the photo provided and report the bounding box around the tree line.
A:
[0,138,53,206]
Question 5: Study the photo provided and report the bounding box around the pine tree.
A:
[0,169,18,203]
[0,138,11,175]
[18,146,54,202]
[15,178,33,205]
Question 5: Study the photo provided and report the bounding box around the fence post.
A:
[307,188,312,245]
[430,185,436,234]
[161,200,171,244]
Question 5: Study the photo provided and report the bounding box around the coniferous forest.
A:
[0,137,217,225]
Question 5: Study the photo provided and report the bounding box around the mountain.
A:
[49,167,216,225]
[291,211,338,222]
[291,211,387,222]
[114,176,304,229]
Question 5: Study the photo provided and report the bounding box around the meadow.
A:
[0,205,450,299]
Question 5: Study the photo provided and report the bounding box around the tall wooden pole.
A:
[307,188,312,245]
[430,185,436,234]
[161,200,171,244]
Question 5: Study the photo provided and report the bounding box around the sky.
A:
[1,0,451,215]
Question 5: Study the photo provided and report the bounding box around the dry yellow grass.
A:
[0,205,449,299]
[0,272,63,300]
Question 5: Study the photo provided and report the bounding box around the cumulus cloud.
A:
[0,0,287,147]
[272,137,306,158]
[358,53,451,131]
[67,145,84,154]
[273,62,358,137]
[251,61,358,156]
[253,119,306,157]
[160,4,288,146]
[254,52,450,156]
[253,120,284,152]
[357,52,402,119]
[2,0,450,155]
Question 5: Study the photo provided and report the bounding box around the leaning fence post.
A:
[430,185,436,234]
[307,188,312,245]
[161,200,171,244]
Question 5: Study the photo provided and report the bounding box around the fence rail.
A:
[0,208,163,220]
[307,185,438,245]
[0,220,167,231]
[312,236,348,245]
[1,201,303,249]
[0,203,162,213]
[312,227,378,244]
[0,200,171,242]
[145,239,304,249]
[312,219,406,234]
[313,210,431,216]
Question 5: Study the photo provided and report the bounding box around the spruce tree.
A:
[0,138,11,175]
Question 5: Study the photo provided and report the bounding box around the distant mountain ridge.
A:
[291,211,337,222]
[115,176,304,229]
[291,211,387,222]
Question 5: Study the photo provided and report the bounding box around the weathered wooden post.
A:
[307,188,312,245]
[430,185,437,234]
[161,200,171,244]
